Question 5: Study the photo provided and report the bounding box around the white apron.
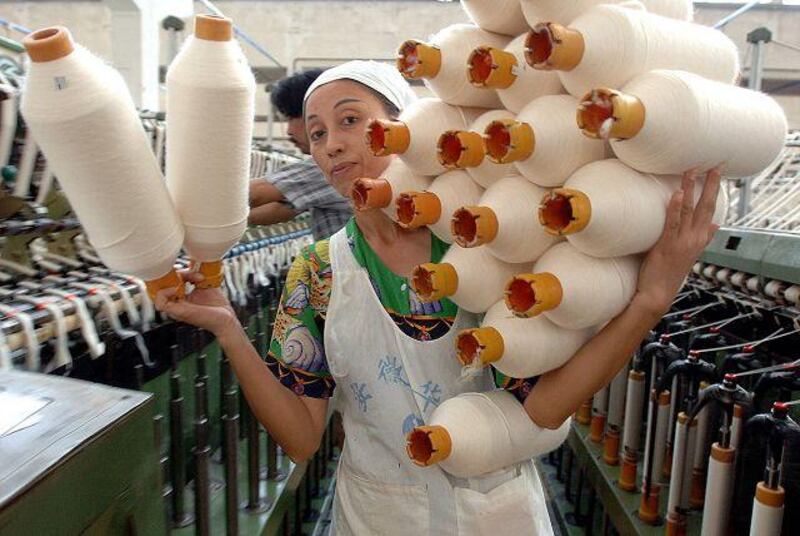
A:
[324,229,554,536]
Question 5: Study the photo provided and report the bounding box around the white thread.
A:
[92,277,141,326]
[166,33,255,262]
[749,494,784,536]
[521,0,693,26]
[377,159,432,221]
[428,390,570,478]
[420,24,509,108]
[477,300,593,378]
[552,4,737,97]
[0,304,40,371]
[46,288,105,358]
[127,276,155,330]
[0,86,18,167]
[18,295,72,371]
[494,33,565,114]
[764,280,785,301]
[21,43,184,280]
[0,321,11,371]
[154,123,166,171]
[514,95,607,187]
[474,174,560,263]
[393,98,482,177]
[442,245,529,313]
[785,285,800,306]
[74,283,152,367]
[701,453,735,535]
[608,70,788,178]
[465,110,516,188]
[223,261,239,305]
[14,134,38,198]
[460,0,530,36]
[558,159,728,257]
[532,242,641,329]
[423,170,484,244]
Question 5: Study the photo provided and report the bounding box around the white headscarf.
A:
[304,60,418,114]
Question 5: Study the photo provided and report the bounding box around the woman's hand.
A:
[633,166,723,317]
[154,272,239,337]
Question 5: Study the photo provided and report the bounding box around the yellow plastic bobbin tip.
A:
[504,272,563,318]
[24,26,75,63]
[538,189,592,236]
[451,206,498,248]
[484,119,535,165]
[525,22,585,71]
[351,178,393,211]
[195,14,233,41]
[366,119,411,157]
[467,46,518,89]
[397,40,442,80]
[411,263,458,303]
[638,486,661,525]
[194,260,225,289]
[146,269,184,301]
[406,425,452,467]
[396,191,442,229]
[438,130,486,169]
[577,88,645,141]
[456,327,504,367]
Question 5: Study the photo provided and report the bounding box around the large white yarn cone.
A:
[467,33,564,114]
[521,0,693,26]
[506,242,640,329]
[485,95,606,187]
[21,27,183,288]
[438,109,516,189]
[351,158,432,221]
[397,24,510,108]
[452,174,559,264]
[396,170,484,244]
[541,159,729,257]
[368,97,482,176]
[527,4,738,98]
[579,70,788,177]
[411,245,528,313]
[167,15,255,270]
[457,300,594,379]
[407,390,570,477]
[460,0,529,37]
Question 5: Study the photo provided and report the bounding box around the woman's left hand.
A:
[633,166,723,317]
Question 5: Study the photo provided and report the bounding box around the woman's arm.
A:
[217,323,328,462]
[155,274,328,462]
[525,168,722,429]
[249,179,286,207]
[248,201,297,226]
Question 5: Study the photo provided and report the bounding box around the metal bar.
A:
[0,34,24,54]
[713,1,764,30]
[169,370,194,527]
[0,17,32,36]
[194,381,211,536]
[223,378,240,535]
[197,0,282,67]
[244,396,269,513]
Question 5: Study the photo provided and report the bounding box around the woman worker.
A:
[154,61,723,535]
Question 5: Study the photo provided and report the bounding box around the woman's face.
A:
[305,80,394,198]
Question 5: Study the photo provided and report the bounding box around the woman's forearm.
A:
[217,325,327,461]
[525,295,663,429]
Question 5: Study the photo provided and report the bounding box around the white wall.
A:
[1,1,798,129]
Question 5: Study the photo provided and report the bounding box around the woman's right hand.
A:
[154,271,239,337]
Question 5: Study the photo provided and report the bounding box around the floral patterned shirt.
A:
[265,219,538,401]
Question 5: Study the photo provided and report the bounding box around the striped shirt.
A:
[266,160,353,241]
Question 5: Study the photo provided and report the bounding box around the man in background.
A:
[249,69,352,240]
